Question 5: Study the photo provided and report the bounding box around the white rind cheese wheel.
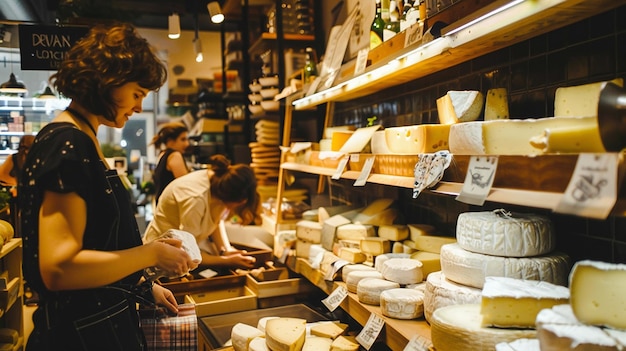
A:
[440,243,570,289]
[381,258,423,285]
[257,316,280,332]
[265,317,307,351]
[495,338,540,351]
[231,323,264,351]
[345,270,383,293]
[456,210,555,257]
[569,260,626,330]
[341,263,376,282]
[356,277,400,305]
[380,288,425,320]
[430,304,536,351]
[424,271,482,323]
[374,253,410,272]
[481,276,570,328]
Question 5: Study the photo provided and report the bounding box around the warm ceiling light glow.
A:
[208,2,224,24]
[194,38,203,62]
[168,13,181,39]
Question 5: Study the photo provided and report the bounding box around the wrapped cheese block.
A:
[456,209,555,257]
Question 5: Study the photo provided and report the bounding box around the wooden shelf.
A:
[292,0,624,110]
[249,33,315,55]
[292,257,431,351]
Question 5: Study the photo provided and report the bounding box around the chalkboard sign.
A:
[18,24,89,71]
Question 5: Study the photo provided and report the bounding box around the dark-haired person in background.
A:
[150,121,190,205]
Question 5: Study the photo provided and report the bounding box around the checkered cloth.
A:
[140,303,197,351]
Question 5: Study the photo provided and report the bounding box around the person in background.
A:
[18,23,195,351]
[144,154,261,270]
[150,122,190,204]
[0,134,35,226]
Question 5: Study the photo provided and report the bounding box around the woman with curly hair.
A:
[18,23,196,350]
[150,121,190,204]
[144,154,262,270]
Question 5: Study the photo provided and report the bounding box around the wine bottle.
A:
[303,47,318,84]
[370,0,385,49]
[383,0,400,41]
[400,0,416,32]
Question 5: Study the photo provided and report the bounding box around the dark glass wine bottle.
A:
[383,0,400,41]
[370,0,385,49]
[303,47,318,84]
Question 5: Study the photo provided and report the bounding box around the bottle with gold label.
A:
[370,0,385,49]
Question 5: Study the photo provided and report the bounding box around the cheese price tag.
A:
[322,285,348,312]
[403,334,432,351]
[356,313,385,350]
[555,153,618,219]
[404,21,424,47]
[353,156,376,186]
[354,48,369,76]
[456,156,498,206]
[332,155,350,180]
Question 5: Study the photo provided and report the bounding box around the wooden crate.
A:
[185,285,257,317]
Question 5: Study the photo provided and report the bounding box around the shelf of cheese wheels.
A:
[291,0,624,111]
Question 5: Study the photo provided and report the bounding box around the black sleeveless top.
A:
[153,148,178,204]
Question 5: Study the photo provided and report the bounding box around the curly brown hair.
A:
[51,22,167,121]
[208,154,261,225]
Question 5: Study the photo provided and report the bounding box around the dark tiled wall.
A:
[329,5,626,264]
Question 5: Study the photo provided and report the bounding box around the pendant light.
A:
[207,2,224,24]
[193,10,203,62]
[168,13,181,39]
[0,32,27,96]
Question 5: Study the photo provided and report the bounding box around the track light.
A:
[168,13,181,39]
[208,2,224,24]
[194,38,203,62]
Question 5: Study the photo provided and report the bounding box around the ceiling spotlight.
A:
[208,2,224,24]
[194,38,203,63]
[168,13,181,39]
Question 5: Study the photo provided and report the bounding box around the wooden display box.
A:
[0,277,20,318]
[244,267,310,298]
[160,273,246,299]
[185,285,257,317]
[232,243,273,268]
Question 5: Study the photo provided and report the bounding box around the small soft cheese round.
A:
[341,264,376,283]
[345,270,383,293]
[231,323,264,351]
[249,336,270,351]
[424,271,482,323]
[356,277,400,305]
[380,288,425,320]
[440,243,570,288]
[374,253,410,272]
[456,210,555,257]
[430,304,536,351]
[495,338,540,351]
[381,257,423,285]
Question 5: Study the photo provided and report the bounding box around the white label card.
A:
[555,153,618,219]
[403,334,433,351]
[354,156,376,186]
[322,285,348,312]
[354,48,369,76]
[356,313,385,350]
[456,156,498,206]
[332,156,350,180]
[404,21,424,47]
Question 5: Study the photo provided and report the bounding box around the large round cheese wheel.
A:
[440,243,570,288]
[380,288,425,320]
[345,270,383,293]
[356,278,400,305]
[374,253,410,272]
[341,264,376,283]
[380,258,423,285]
[456,210,555,257]
[424,271,482,323]
[430,304,536,351]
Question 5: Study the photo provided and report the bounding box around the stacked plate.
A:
[258,76,280,112]
[248,80,263,116]
[249,119,281,184]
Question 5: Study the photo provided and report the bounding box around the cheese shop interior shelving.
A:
[0,239,24,350]
[266,1,626,350]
